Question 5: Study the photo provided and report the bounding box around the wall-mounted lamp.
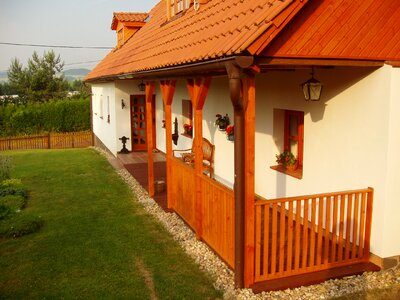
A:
[138,81,146,92]
[121,99,126,109]
[301,67,323,101]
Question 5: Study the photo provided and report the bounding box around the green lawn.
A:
[0,149,221,299]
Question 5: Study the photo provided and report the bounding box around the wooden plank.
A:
[324,196,331,265]
[363,188,374,259]
[309,198,316,267]
[279,202,285,274]
[301,199,309,269]
[338,195,345,262]
[271,203,278,274]
[294,200,301,271]
[358,192,367,259]
[244,74,256,287]
[287,201,294,274]
[345,194,353,260]
[331,195,339,263]
[145,81,155,197]
[316,197,324,266]
[160,80,176,209]
[352,192,360,259]
[255,206,262,279]
[263,205,270,276]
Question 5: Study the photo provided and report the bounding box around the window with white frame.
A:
[107,96,110,123]
[99,95,104,119]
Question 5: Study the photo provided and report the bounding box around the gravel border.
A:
[96,147,400,299]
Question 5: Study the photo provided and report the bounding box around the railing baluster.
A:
[271,203,278,274]
[287,201,294,273]
[302,199,309,269]
[294,200,301,271]
[331,195,339,263]
[352,193,360,259]
[338,195,345,262]
[358,192,367,259]
[255,206,262,279]
[279,202,286,273]
[324,196,331,265]
[309,198,317,267]
[263,204,270,276]
[316,197,324,266]
[345,194,353,260]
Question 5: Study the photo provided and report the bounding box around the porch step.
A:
[250,262,380,293]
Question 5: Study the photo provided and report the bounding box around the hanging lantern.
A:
[301,68,323,101]
[138,80,146,92]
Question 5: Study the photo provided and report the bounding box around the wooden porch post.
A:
[145,81,155,197]
[243,75,256,287]
[160,80,177,209]
[226,58,256,289]
[186,77,212,239]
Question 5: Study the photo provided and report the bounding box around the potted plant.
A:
[226,124,234,141]
[276,150,298,171]
[183,123,192,135]
[215,114,230,131]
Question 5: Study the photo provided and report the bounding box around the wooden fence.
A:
[171,157,235,268]
[254,188,374,282]
[0,131,93,151]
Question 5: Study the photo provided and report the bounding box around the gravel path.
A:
[97,148,400,299]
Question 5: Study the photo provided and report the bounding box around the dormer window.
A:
[167,0,191,18]
[111,12,148,48]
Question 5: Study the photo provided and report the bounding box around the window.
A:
[168,0,191,18]
[93,94,97,115]
[107,96,110,123]
[181,99,193,137]
[284,110,304,167]
[271,109,304,179]
[99,95,104,119]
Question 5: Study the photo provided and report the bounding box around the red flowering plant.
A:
[183,123,193,135]
[275,150,297,167]
[226,124,234,140]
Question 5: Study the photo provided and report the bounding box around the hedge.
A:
[0,97,90,137]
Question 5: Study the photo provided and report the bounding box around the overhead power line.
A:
[0,42,113,50]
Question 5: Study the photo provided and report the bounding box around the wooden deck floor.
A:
[117,150,170,212]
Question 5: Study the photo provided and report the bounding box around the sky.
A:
[0,0,159,72]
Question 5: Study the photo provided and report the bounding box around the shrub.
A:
[0,204,14,220]
[0,212,43,238]
[0,195,27,211]
[0,178,23,189]
[0,187,28,199]
[0,156,13,181]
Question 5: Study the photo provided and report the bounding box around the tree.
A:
[69,79,91,98]
[7,51,69,102]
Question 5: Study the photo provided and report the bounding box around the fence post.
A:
[48,134,51,149]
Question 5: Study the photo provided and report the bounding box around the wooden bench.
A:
[173,137,214,178]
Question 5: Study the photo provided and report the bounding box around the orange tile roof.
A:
[86,0,298,81]
[86,0,400,82]
[111,12,149,30]
[263,0,400,61]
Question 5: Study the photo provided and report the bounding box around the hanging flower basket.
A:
[215,114,230,131]
[226,125,234,141]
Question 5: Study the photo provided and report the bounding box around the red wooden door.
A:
[130,95,147,151]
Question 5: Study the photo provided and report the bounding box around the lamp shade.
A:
[302,76,323,101]
[138,81,146,92]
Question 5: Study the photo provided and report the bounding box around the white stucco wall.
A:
[381,66,400,258]
[91,82,118,154]
[92,65,399,258]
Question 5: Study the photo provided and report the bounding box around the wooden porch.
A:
[117,151,170,212]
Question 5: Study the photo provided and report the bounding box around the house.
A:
[85,0,400,292]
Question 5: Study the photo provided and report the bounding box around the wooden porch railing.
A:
[254,188,373,282]
[0,131,93,151]
[171,157,235,268]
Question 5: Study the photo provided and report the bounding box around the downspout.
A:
[226,60,248,289]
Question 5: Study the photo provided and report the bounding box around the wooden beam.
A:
[160,80,176,209]
[145,81,155,197]
[243,75,256,288]
[185,77,212,239]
